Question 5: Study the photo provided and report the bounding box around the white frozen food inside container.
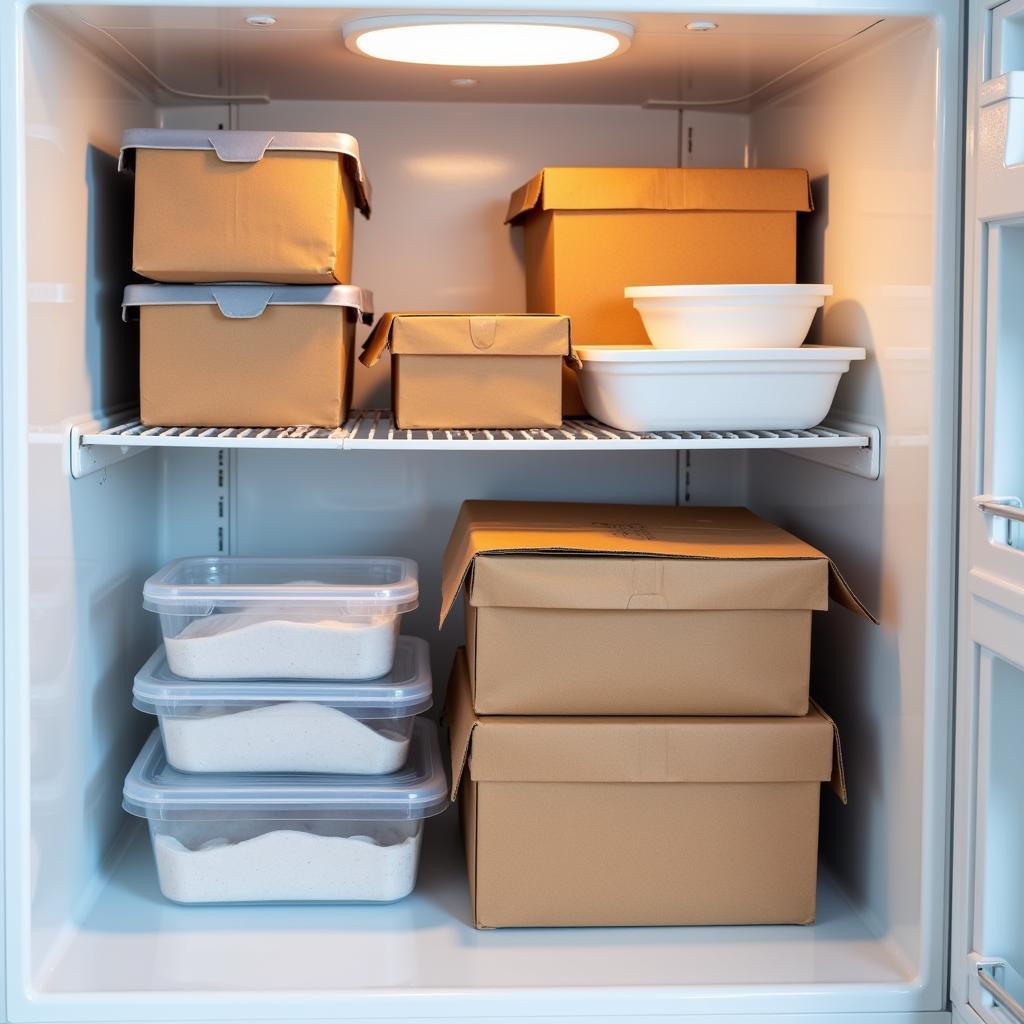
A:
[625,284,833,349]
[122,720,448,904]
[153,828,422,904]
[133,638,433,774]
[576,345,866,432]
[143,556,419,680]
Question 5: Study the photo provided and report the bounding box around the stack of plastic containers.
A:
[122,556,447,905]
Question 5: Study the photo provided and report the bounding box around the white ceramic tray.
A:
[576,345,866,432]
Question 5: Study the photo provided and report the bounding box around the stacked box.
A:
[441,500,873,928]
[119,129,374,427]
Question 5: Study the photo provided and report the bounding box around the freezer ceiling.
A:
[41,6,896,106]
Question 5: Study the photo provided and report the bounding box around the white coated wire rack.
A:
[80,411,872,451]
[70,410,878,479]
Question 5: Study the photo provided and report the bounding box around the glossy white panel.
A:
[745,12,958,1008]
[6,7,163,1013]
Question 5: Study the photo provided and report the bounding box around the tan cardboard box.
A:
[506,167,813,412]
[441,501,874,716]
[120,130,371,284]
[123,284,372,428]
[447,648,847,928]
[360,314,577,430]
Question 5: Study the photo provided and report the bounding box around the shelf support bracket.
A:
[780,415,881,480]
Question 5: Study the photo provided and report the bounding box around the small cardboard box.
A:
[120,130,371,284]
[123,284,373,428]
[447,648,846,928]
[506,167,813,413]
[441,501,873,716]
[360,314,576,430]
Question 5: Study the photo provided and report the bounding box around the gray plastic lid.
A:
[119,129,371,214]
[122,284,374,324]
[133,637,433,719]
[144,555,419,617]
[123,719,448,820]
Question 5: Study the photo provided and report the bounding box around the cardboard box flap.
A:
[445,649,840,795]
[123,284,374,324]
[810,699,848,804]
[360,314,576,367]
[440,501,875,624]
[119,128,372,216]
[505,167,813,223]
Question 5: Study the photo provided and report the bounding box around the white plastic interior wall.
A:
[1,2,962,1022]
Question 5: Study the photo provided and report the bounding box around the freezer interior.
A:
[5,4,959,1021]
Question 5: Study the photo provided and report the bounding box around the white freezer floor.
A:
[34,810,916,1014]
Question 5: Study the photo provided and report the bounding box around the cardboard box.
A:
[447,648,846,928]
[441,501,873,716]
[360,314,577,429]
[123,284,373,428]
[506,167,813,413]
[120,130,371,284]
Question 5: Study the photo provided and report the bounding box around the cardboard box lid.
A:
[505,167,813,224]
[360,313,580,368]
[122,284,374,324]
[446,648,847,800]
[119,128,372,216]
[440,501,875,624]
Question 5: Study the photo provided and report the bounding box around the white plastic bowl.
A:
[576,345,866,432]
[625,284,834,349]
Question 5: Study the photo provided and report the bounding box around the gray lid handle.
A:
[210,286,274,319]
[208,133,276,163]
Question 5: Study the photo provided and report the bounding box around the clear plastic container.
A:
[122,720,448,904]
[133,637,433,774]
[143,556,419,681]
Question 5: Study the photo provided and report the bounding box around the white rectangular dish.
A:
[625,284,833,349]
[122,720,448,904]
[143,556,419,681]
[132,637,433,774]
[576,345,866,432]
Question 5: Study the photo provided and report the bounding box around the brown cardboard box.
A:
[506,167,813,412]
[447,648,847,928]
[123,284,372,428]
[360,314,577,430]
[441,501,874,716]
[120,130,371,284]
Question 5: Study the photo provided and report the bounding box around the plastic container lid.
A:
[118,129,372,214]
[133,636,433,718]
[143,556,419,618]
[575,345,866,364]
[122,284,374,324]
[123,719,448,821]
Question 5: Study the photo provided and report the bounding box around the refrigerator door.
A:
[954,4,1024,1024]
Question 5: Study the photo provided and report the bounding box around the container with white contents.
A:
[132,637,433,774]
[143,556,419,681]
[122,720,448,904]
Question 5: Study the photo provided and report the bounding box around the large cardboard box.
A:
[120,130,371,284]
[447,649,846,928]
[123,284,372,428]
[441,501,873,716]
[360,314,576,429]
[506,167,813,412]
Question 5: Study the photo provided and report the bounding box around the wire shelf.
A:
[80,411,872,453]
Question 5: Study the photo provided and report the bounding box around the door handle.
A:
[976,495,1024,524]
[979,965,1024,1024]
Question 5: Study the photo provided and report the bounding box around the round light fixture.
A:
[685,20,718,32]
[449,78,480,88]
[343,15,633,68]
[245,14,276,27]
